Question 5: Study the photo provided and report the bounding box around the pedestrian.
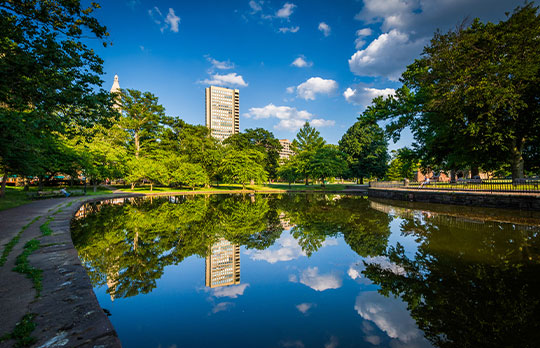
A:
[420,177,430,188]
[60,188,71,197]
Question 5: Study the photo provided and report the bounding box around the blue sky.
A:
[89,0,534,148]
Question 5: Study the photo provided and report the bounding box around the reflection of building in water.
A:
[279,212,296,230]
[205,238,240,288]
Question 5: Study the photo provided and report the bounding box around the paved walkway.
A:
[0,196,121,348]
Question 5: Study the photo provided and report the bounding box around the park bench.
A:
[27,189,86,199]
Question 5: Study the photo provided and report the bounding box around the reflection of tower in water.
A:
[205,238,240,288]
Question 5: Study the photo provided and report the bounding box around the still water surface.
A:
[71,194,540,348]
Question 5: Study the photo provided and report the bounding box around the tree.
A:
[386,148,420,181]
[309,146,348,187]
[119,89,165,159]
[367,4,540,178]
[171,163,209,190]
[277,160,300,188]
[126,157,167,191]
[0,0,115,196]
[219,149,268,190]
[224,128,282,180]
[339,117,389,184]
[291,122,326,185]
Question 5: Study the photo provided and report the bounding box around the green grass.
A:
[0,186,112,211]
[115,183,348,193]
[0,313,37,347]
[13,239,43,297]
[39,217,54,236]
[0,216,41,267]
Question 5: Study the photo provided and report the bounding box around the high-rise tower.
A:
[205,238,241,288]
[205,86,239,141]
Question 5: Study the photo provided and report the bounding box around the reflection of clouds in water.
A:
[212,301,234,314]
[246,234,338,264]
[212,283,249,298]
[280,340,305,348]
[348,256,406,280]
[299,267,342,291]
[324,335,339,348]
[355,291,431,347]
[296,302,316,314]
[245,234,306,263]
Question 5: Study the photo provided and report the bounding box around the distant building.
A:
[279,139,294,160]
[205,238,241,288]
[110,74,121,110]
[205,86,239,141]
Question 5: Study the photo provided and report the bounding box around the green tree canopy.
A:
[219,149,268,190]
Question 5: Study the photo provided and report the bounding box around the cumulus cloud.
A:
[276,3,296,19]
[297,77,338,100]
[348,29,426,81]
[291,56,312,68]
[318,22,331,36]
[343,86,395,106]
[296,302,316,314]
[355,28,373,49]
[286,86,295,94]
[348,257,406,281]
[201,72,248,87]
[148,7,180,33]
[245,234,306,264]
[350,0,522,81]
[279,26,300,33]
[299,267,342,292]
[355,291,431,346]
[206,56,234,70]
[212,283,249,298]
[243,104,334,131]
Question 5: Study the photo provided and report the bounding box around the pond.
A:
[71,194,540,348]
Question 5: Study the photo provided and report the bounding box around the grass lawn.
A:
[0,186,113,212]
[115,183,349,194]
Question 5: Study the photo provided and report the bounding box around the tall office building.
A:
[279,139,294,160]
[205,238,241,288]
[205,86,239,141]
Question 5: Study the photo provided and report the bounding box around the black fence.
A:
[369,179,540,194]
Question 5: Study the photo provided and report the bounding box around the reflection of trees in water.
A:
[71,194,393,299]
[362,213,540,348]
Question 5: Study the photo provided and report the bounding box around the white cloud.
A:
[343,86,395,106]
[348,257,406,282]
[291,56,312,68]
[245,234,306,264]
[165,8,180,32]
[281,340,304,348]
[318,22,331,37]
[355,291,431,346]
[278,26,300,33]
[276,3,296,19]
[296,302,315,314]
[243,104,334,131]
[355,28,372,49]
[299,267,342,292]
[324,336,339,348]
[249,0,262,13]
[212,283,249,298]
[206,56,234,70]
[286,86,295,94]
[148,7,180,33]
[348,29,426,81]
[202,72,248,87]
[212,301,234,313]
[297,77,338,100]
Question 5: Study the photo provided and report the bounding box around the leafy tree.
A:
[277,160,300,188]
[224,128,282,179]
[0,0,114,196]
[126,157,167,191]
[119,89,165,159]
[291,122,326,185]
[367,4,540,178]
[309,145,348,187]
[171,163,209,190]
[339,117,389,184]
[386,148,420,181]
[219,149,268,190]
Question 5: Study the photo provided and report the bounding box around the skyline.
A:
[92,0,533,148]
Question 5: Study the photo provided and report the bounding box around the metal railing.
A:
[369,178,540,194]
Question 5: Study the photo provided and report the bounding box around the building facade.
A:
[205,86,239,141]
[279,139,294,160]
[205,238,241,288]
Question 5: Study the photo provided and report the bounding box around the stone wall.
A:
[368,188,540,211]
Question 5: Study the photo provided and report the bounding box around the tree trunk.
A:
[38,176,44,191]
[450,169,456,183]
[23,178,29,192]
[288,181,291,188]
[93,180,97,192]
[360,177,364,185]
[0,172,7,198]
[134,132,140,159]
[131,182,135,190]
[470,167,480,178]
[511,139,525,179]
[242,182,246,191]
[305,176,308,185]
[150,182,153,191]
